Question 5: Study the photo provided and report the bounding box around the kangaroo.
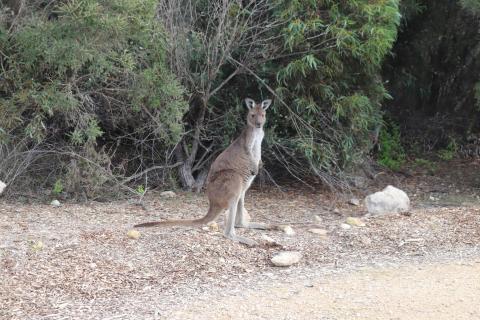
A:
[134,98,271,246]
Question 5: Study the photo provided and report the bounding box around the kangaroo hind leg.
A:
[235,189,268,230]
[224,196,258,247]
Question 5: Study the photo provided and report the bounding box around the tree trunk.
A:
[175,98,208,190]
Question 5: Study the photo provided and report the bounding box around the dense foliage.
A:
[383,0,480,157]
[2,0,476,197]
[265,0,400,186]
[0,0,187,196]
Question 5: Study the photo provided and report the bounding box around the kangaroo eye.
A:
[251,115,255,117]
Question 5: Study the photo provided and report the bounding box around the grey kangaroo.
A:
[134,98,272,246]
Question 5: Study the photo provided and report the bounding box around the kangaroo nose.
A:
[256,123,261,128]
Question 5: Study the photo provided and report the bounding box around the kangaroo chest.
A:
[248,128,264,165]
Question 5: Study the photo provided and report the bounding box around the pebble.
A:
[0,180,6,195]
[340,223,352,230]
[348,198,361,206]
[308,228,328,236]
[160,191,176,198]
[31,240,44,251]
[277,225,295,236]
[207,221,219,232]
[127,230,141,239]
[346,217,366,227]
[271,251,302,267]
[261,234,281,247]
[50,199,61,207]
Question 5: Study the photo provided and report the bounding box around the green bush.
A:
[378,122,405,170]
[0,0,187,195]
[437,138,458,161]
[265,0,401,186]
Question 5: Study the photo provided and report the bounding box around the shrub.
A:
[378,121,405,170]
[0,0,187,196]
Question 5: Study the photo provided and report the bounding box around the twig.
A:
[121,162,183,184]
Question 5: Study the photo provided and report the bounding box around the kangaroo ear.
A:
[245,98,255,110]
[261,99,272,110]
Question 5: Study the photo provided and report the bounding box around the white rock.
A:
[314,215,323,223]
[365,185,410,215]
[50,199,61,207]
[0,180,6,195]
[340,223,352,230]
[348,198,361,206]
[279,225,295,236]
[160,191,176,198]
[271,251,302,267]
[308,228,328,235]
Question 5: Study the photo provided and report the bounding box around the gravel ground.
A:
[1,160,480,319]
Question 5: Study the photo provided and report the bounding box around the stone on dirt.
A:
[345,217,366,227]
[50,199,61,207]
[271,251,302,267]
[308,228,328,235]
[160,191,176,198]
[365,185,410,215]
[207,221,219,232]
[0,180,6,195]
[280,225,296,236]
[340,223,352,230]
[261,234,282,247]
[127,230,141,239]
[348,198,361,206]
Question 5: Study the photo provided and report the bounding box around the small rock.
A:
[308,228,328,236]
[333,208,342,215]
[0,180,6,195]
[365,185,410,215]
[340,223,351,230]
[345,217,366,227]
[429,195,437,201]
[160,191,176,198]
[314,215,323,223]
[261,234,281,247]
[271,251,302,267]
[348,198,361,206]
[127,229,141,239]
[31,240,44,251]
[279,225,295,236]
[50,199,61,207]
[89,262,97,269]
[207,221,219,232]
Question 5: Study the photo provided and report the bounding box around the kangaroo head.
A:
[245,98,272,129]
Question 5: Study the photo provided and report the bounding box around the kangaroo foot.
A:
[224,233,258,247]
[235,222,271,230]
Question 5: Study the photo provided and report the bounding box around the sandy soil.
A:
[169,258,480,320]
[1,159,480,319]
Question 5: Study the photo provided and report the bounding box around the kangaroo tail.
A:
[134,204,224,228]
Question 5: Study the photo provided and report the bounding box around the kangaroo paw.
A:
[224,234,258,247]
[236,222,271,230]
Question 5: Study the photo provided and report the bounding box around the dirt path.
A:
[2,160,480,319]
[169,259,480,320]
